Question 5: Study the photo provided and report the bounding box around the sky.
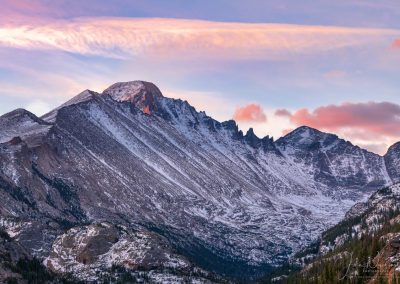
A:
[0,0,400,155]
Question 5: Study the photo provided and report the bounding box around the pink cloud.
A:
[275,109,292,117]
[392,39,400,48]
[277,102,400,154]
[233,104,267,123]
[288,102,400,138]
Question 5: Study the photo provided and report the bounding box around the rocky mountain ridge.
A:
[0,80,399,281]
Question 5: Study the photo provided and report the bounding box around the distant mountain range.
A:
[0,81,399,282]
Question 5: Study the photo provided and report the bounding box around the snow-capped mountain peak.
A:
[0,80,399,280]
[102,81,163,115]
[277,126,336,147]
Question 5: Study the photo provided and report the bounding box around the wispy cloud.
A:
[0,17,398,60]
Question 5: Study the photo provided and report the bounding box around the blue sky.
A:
[0,0,400,154]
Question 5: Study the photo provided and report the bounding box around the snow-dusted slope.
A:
[276,126,391,197]
[0,81,397,279]
[298,182,400,258]
[285,182,400,283]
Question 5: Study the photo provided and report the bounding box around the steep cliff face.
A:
[385,142,400,184]
[0,80,398,280]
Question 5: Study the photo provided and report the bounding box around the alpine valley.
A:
[1,81,399,283]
